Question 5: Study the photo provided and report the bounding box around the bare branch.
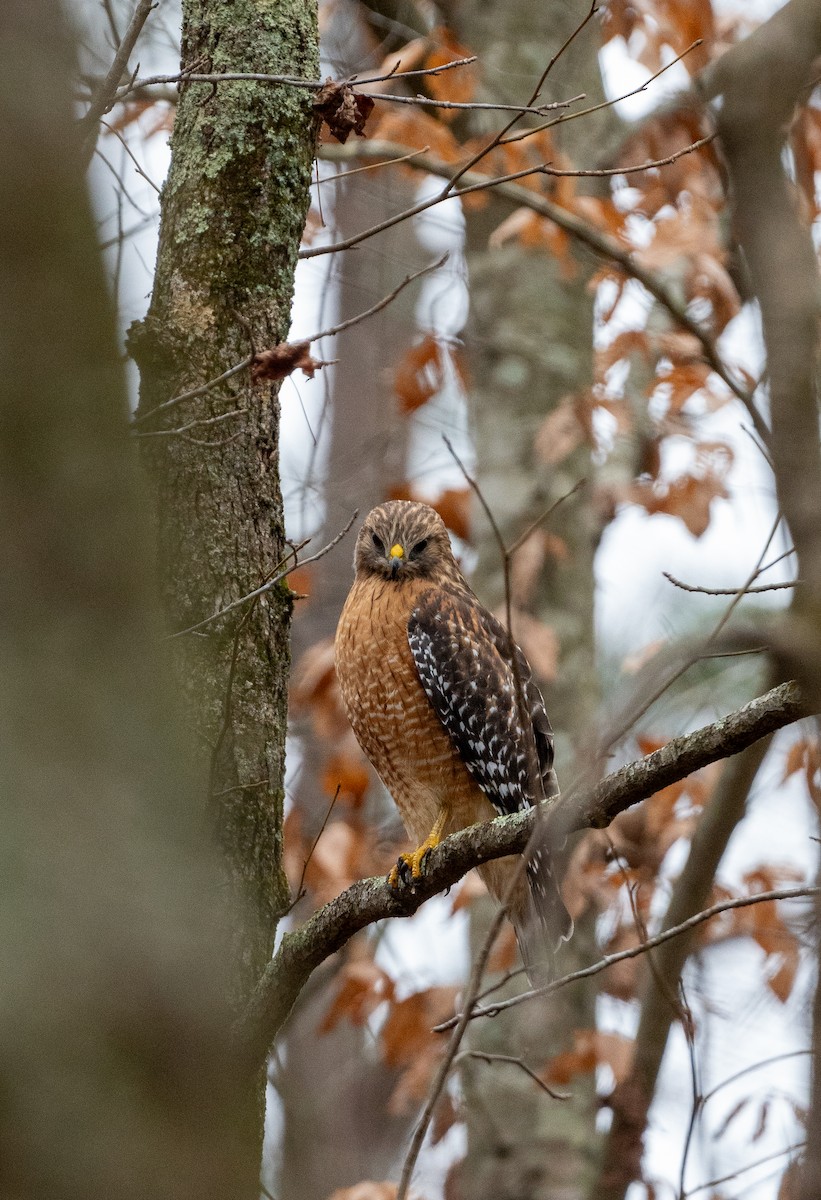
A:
[437,882,818,1030]
[454,1051,572,1101]
[109,68,580,117]
[133,256,445,426]
[304,138,712,262]
[315,139,764,434]
[663,571,797,596]
[232,680,805,1074]
[78,0,155,157]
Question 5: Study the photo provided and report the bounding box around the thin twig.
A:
[134,256,445,426]
[350,55,477,85]
[109,69,580,116]
[167,511,358,638]
[132,357,253,426]
[315,138,764,435]
[454,1051,572,1100]
[501,39,705,149]
[663,571,797,595]
[441,0,598,197]
[313,146,429,184]
[132,409,247,438]
[79,0,154,150]
[684,1141,806,1198]
[433,884,818,1030]
[397,903,509,1200]
[100,118,161,192]
[311,254,447,340]
[281,786,342,917]
[299,160,553,260]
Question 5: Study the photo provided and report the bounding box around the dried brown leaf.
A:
[431,1092,460,1145]
[251,340,329,382]
[320,960,396,1034]
[326,1182,398,1200]
[394,335,441,413]
[424,28,477,117]
[369,106,463,163]
[313,79,375,144]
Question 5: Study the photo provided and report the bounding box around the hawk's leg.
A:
[389,806,449,887]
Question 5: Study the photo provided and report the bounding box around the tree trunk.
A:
[0,1,259,1196]
[131,0,318,1007]
[451,3,616,1195]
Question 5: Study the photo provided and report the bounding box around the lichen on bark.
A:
[130,0,319,1010]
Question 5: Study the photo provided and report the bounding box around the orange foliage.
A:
[423,28,477,118]
[542,1029,634,1087]
[368,105,462,164]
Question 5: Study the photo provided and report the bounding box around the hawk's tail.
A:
[477,850,572,987]
[513,846,573,987]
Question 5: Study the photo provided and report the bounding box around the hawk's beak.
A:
[389,543,405,576]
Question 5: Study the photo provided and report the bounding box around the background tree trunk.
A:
[277,6,432,1194]
[451,3,617,1195]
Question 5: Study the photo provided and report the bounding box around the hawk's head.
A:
[354,500,456,583]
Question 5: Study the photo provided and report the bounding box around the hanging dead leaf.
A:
[649,361,714,412]
[600,0,644,44]
[782,737,821,809]
[632,471,728,538]
[282,807,308,892]
[433,487,472,541]
[381,987,457,1070]
[489,209,577,279]
[375,37,431,82]
[596,329,652,377]
[291,637,349,738]
[313,79,375,144]
[381,987,458,1114]
[252,340,330,382]
[487,923,519,974]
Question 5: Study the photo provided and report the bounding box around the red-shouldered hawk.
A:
[335,500,572,979]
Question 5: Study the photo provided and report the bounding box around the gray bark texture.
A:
[130,0,319,1010]
[449,3,617,1195]
[0,1,261,1196]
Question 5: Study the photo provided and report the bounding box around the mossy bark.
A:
[130,0,318,1007]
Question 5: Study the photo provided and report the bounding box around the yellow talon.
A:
[388,808,449,888]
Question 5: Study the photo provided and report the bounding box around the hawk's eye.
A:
[410,538,428,559]
[371,533,385,554]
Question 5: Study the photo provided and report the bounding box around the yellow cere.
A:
[389,543,405,559]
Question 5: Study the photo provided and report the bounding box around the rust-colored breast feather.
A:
[335,574,497,849]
